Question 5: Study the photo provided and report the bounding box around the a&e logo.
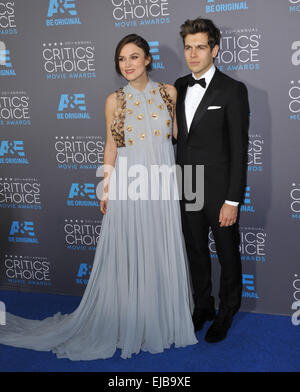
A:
[242,274,259,299]
[76,263,92,285]
[241,186,255,213]
[46,0,82,26]
[67,183,97,207]
[0,140,29,164]
[0,41,16,76]
[206,0,248,14]
[148,41,164,70]
[8,220,39,244]
[57,94,90,120]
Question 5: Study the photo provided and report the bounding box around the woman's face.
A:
[118,43,150,82]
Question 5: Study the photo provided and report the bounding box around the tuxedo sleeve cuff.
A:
[225,200,239,206]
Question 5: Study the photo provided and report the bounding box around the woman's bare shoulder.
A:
[105,92,118,113]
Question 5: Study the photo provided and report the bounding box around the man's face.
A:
[184,32,219,78]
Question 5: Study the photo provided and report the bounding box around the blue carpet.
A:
[0,290,299,372]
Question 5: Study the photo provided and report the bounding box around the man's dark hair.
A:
[180,17,221,50]
[114,34,152,75]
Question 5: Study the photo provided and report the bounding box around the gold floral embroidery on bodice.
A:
[110,80,174,148]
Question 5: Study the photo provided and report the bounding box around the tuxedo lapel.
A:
[188,69,222,137]
[177,80,189,139]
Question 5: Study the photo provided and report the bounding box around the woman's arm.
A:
[100,93,118,214]
[165,84,178,140]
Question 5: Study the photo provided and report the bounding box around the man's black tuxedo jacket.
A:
[174,68,250,204]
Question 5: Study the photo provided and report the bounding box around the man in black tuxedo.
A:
[174,18,250,343]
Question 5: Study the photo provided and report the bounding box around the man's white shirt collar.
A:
[191,64,216,88]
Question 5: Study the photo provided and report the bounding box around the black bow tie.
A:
[187,76,206,88]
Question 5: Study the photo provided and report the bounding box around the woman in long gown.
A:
[0,34,197,360]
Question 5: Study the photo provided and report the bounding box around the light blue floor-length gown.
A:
[0,79,198,360]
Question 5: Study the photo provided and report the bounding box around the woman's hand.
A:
[100,197,108,215]
[100,179,110,215]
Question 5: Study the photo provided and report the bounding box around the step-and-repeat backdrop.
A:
[0,0,299,317]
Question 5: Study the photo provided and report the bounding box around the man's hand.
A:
[219,203,238,227]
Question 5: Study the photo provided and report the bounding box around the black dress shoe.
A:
[192,309,216,332]
[204,313,234,343]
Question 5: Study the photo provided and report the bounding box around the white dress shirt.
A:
[185,64,216,132]
[184,64,239,207]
